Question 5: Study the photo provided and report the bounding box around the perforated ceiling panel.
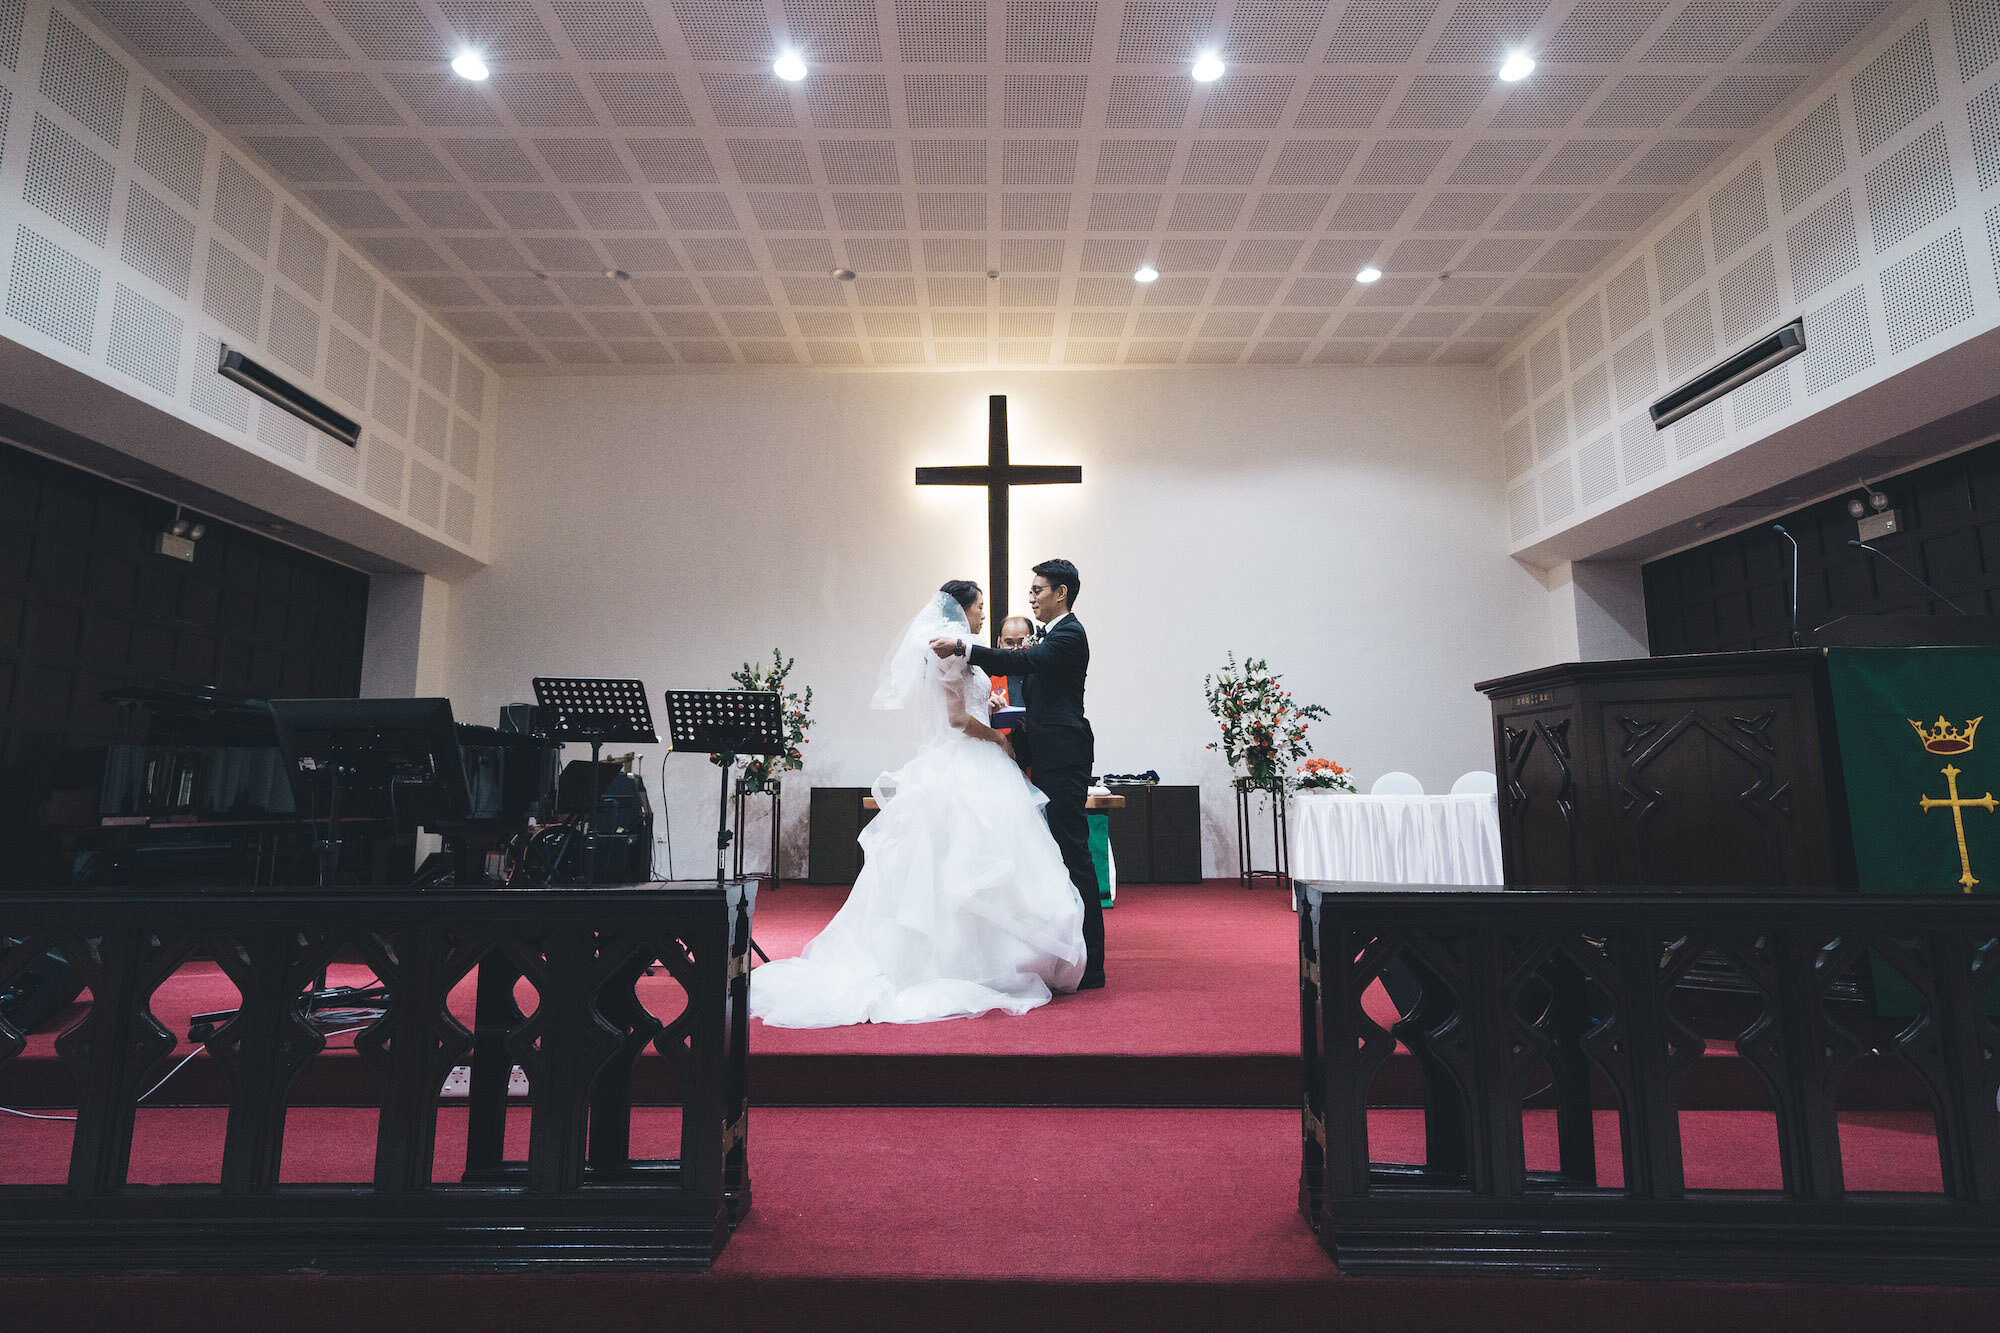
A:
[0,0,496,558]
[55,0,1910,372]
[1496,0,2000,551]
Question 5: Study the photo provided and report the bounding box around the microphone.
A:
[1848,539,1968,615]
[1772,524,1801,646]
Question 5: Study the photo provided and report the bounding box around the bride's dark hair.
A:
[938,579,981,610]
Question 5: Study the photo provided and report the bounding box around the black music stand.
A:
[200,697,468,1038]
[664,689,786,961]
[531,677,658,887]
[269,697,471,890]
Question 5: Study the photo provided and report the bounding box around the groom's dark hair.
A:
[939,579,981,610]
[1033,558,1079,607]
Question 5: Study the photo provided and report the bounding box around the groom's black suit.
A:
[969,614,1105,981]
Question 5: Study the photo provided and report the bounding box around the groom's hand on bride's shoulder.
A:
[928,636,962,659]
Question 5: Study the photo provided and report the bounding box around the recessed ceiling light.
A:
[774,50,808,81]
[1134,264,1160,283]
[1498,51,1536,82]
[1191,52,1225,83]
[604,268,630,281]
[1355,265,1383,283]
[832,267,856,280]
[450,50,489,81]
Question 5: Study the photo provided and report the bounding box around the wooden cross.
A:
[916,394,1081,643]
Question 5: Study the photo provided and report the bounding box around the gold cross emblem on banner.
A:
[1911,716,1996,892]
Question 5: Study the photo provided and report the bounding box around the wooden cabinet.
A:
[806,786,877,884]
[1104,783,1203,883]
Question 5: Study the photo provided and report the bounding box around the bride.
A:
[749,580,1087,1027]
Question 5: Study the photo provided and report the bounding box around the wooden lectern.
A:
[1476,650,1857,891]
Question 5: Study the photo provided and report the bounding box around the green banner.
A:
[1827,646,2000,897]
[1826,646,2000,1016]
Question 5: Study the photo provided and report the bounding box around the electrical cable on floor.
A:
[0,1025,369,1123]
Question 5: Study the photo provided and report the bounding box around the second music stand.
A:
[664,689,786,963]
[530,677,659,887]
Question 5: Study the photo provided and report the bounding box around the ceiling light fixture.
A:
[1134,264,1160,283]
[774,50,808,81]
[450,50,489,81]
[831,267,856,280]
[1356,265,1383,283]
[604,268,630,281]
[1191,52,1225,83]
[1498,50,1536,81]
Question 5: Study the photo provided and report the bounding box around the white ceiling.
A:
[84,0,1906,371]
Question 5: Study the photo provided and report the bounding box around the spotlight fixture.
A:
[1355,265,1383,283]
[1134,264,1160,283]
[156,506,205,563]
[831,267,856,280]
[774,50,808,81]
[1192,51,1225,82]
[1498,51,1536,81]
[450,50,489,81]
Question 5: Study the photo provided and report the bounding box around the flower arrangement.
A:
[713,649,814,792]
[1202,652,1330,786]
[1295,758,1358,792]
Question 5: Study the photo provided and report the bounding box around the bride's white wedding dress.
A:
[749,595,1087,1027]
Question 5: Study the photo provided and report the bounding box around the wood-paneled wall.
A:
[0,439,368,867]
[1645,436,2000,654]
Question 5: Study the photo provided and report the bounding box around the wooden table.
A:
[861,794,1126,904]
[860,794,1125,809]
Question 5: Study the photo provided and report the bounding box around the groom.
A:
[932,558,1105,989]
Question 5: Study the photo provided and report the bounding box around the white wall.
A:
[1496,0,2000,564]
[445,367,1558,878]
[0,0,496,577]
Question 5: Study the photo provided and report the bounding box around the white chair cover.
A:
[1370,770,1424,795]
[1450,770,1498,795]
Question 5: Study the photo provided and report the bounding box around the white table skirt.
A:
[1289,792,1503,886]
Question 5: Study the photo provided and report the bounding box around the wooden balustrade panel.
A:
[1299,885,2000,1281]
[0,880,754,1273]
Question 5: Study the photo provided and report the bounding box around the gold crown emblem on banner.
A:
[1910,716,1983,754]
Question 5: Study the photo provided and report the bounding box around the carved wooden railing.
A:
[0,880,754,1273]
[1299,884,2000,1281]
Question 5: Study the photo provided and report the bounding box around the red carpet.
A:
[1,883,1329,1107]
[0,1105,1980,1330]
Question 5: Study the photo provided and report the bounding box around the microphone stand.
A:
[1847,539,1968,615]
[1772,524,1801,646]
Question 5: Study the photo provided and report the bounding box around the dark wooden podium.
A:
[1475,650,1857,890]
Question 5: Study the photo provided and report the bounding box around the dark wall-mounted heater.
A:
[1648,317,1806,430]
[216,345,361,448]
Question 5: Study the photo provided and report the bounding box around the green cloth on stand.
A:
[1825,646,2000,1013]
[1088,811,1114,908]
[1826,646,2000,896]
